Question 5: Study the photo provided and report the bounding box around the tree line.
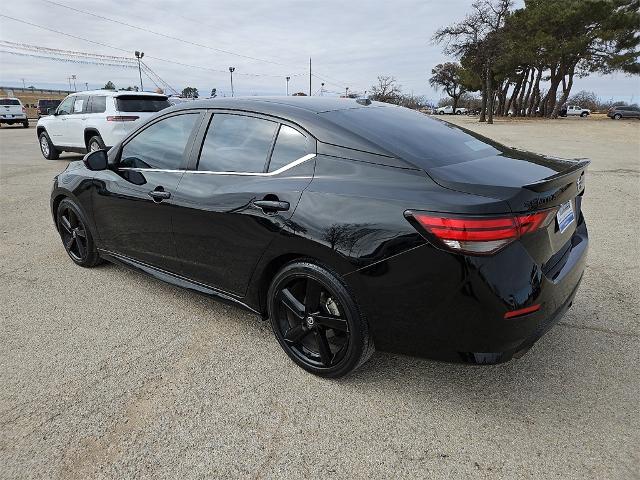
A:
[429,0,639,123]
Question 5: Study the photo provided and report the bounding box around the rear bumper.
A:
[0,114,27,122]
[345,217,589,363]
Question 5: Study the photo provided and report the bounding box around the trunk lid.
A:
[423,150,589,214]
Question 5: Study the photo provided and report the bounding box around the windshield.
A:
[0,99,20,106]
[116,95,170,112]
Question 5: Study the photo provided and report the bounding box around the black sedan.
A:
[50,97,589,377]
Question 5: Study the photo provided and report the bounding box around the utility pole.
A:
[309,58,311,96]
[321,82,325,96]
[68,77,72,92]
[286,76,290,96]
[85,82,89,91]
[345,87,349,97]
[229,67,235,97]
[71,75,77,92]
[135,51,144,91]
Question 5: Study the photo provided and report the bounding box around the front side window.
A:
[0,99,20,105]
[198,114,277,172]
[57,97,74,115]
[72,96,88,114]
[120,113,199,170]
[268,125,308,172]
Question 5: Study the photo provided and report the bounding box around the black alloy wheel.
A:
[268,262,373,377]
[56,199,101,267]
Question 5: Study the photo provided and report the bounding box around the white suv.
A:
[436,105,467,115]
[0,97,29,128]
[36,90,170,159]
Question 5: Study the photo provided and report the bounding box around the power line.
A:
[40,0,354,89]
[42,0,291,67]
[0,16,305,79]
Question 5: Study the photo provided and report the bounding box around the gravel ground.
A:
[1,117,638,480]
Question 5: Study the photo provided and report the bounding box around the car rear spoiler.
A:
[523,159,590,193]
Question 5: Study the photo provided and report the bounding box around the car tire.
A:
[614,114,622,120]
[268,261,374,378]
[87,135,106,152]
[439,111,444,115]
[22,120,29,128]
[39,131,59,160]
[56,198,102,268]
[580,112,588,118]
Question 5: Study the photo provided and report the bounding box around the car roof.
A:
[67,90,168,98]
[167,97,491,170]
[166,96,406,160]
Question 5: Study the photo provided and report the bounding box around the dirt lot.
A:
[1,117,639,479]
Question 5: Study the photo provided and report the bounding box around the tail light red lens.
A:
[407,209,556,255]
[106,115,139,122]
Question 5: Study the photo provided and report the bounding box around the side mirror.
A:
[83,149,108,171]
[48,108,57,115]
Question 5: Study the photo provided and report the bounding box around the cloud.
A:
[1,0,638,102]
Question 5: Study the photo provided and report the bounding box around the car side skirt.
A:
[98,249,261,315]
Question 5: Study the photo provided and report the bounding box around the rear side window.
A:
[0,99,20,105]
[89,96,107,113]
[198,114,278,172]
[116,95,170,112]
[268,125,308,172]
[120,113,199,170]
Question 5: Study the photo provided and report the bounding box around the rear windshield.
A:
[0,99,20,106]
[116,95,170,112]
[320,105,500,168]
[38,100,60,106]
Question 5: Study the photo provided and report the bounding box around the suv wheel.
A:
[39,131,59,160]
[613,113,622,120]
[268,261,374,378]
[87,135,106,152]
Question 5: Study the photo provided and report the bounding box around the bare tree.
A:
[433,0,512,124]
[369,76,402,103]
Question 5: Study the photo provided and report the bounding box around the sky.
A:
[0,0,639,103]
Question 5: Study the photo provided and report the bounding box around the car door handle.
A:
[253,200,290,212]
[148,190,171,202]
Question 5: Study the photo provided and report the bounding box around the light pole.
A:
[71,75,77,92]
[321,82,325,96]
[229,67,235,97]
[286,76,290,96]
[345,87,349,97]
[85,82,89,91]
[135,51,144,91]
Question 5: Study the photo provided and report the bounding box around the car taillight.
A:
[406,209,557,255]
[106,115,139,122]
[22,107,26,113]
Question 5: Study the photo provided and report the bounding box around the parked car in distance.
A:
[50,97,589,377]
[607,105,640,120]
[36,90,170,159]
[0,97,29,128]
[37,99,61,118]
[560,105,590,117]
[436,105,467,115]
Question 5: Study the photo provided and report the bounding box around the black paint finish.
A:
[50,97,589,363]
